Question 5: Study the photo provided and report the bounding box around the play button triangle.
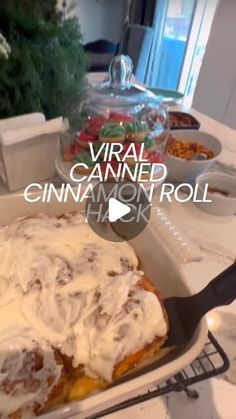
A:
[108,197,131,222]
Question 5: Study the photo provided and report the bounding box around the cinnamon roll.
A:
[0,329,67,418]
[0,213,168,416]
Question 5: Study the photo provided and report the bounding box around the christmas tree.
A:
[0,0,88,127]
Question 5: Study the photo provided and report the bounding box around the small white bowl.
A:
[165,130,222,182]
[195,172,236,216]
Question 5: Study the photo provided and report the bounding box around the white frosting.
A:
[0,213,167,416]
[72,271,167,381]
[0,312,62,417]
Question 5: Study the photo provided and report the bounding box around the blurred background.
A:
[1,0,236,129]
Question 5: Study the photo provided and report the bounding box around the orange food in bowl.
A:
[167,134,214,160]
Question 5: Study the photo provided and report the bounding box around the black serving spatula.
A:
[164,262,236,347]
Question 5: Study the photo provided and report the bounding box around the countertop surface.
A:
[105,108,236,419]
[0,99,236,418]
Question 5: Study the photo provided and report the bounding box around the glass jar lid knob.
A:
[108,55,133,90]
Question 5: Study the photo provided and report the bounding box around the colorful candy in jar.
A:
[100,160,121,180]
[126,120,149,142]
[75,131,98,149]
[74,152,96,174]
[86,115,108,135]
[143,134,157,154]
[109,112,133,123]
[63,143,81,162]
[99,122,126,143]
[120,142,148,166]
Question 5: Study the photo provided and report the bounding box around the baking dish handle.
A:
[150,206,203,265]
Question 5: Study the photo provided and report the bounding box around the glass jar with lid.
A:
[59,55,169,182]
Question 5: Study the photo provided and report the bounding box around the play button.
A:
[108,198,131,222]
[85,180,151,242]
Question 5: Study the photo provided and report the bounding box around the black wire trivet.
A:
[88,332,230,418]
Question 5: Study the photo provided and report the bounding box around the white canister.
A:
[0,114,63,191]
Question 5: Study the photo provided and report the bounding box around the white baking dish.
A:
[0,192,208,418]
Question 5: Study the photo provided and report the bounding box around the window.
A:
[153,0,218,107]
[156,0,196,90]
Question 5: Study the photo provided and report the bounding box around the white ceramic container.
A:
[0,192,207,419]
[195,172,236,216]
[166,130,222,182]
[0,114,62,192]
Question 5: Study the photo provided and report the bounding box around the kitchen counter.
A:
[104,109,236,418]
